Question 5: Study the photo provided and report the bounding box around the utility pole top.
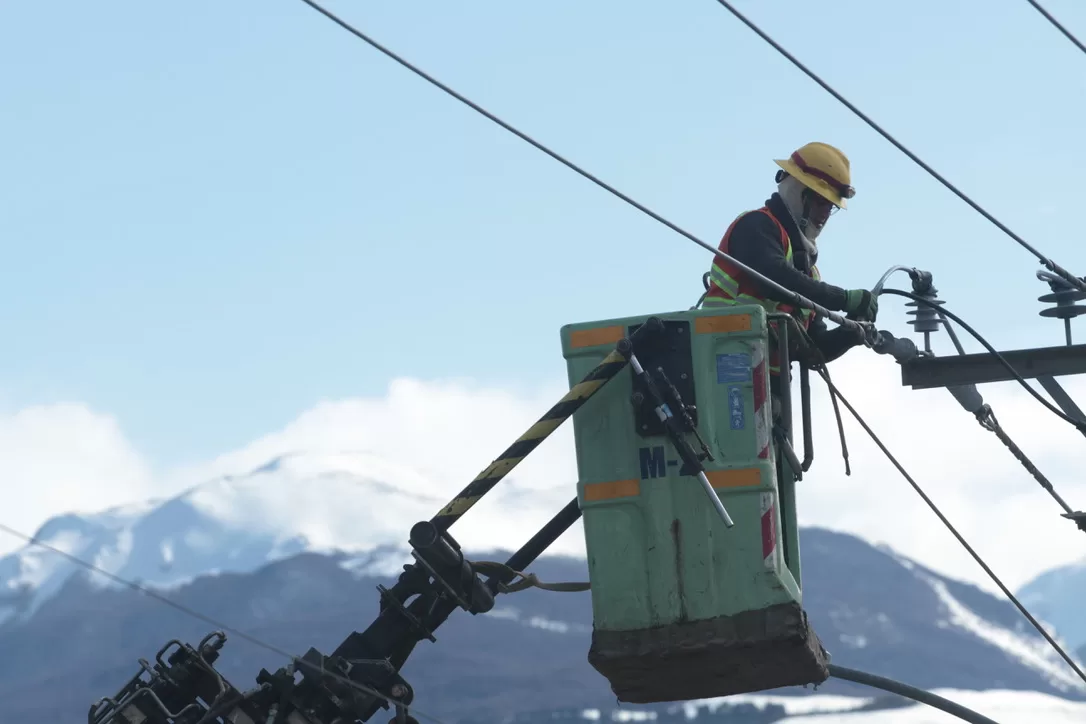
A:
[900,344,1086,390]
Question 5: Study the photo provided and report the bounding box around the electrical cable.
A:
[880,288,1086,432]
[0,519,451,724]
[1025,0,1086,56]
[787,317,1086,685]
[812,368,1086,687]
[710,0,1086,295]
[279,0,1086,701]
[908,295,1085,531]
[828,665,1000,724]
[296,0,1085,484]
[292,0,871,339]
[824,362,852,476]
[944,332,1082,531]
[792,333,853,476]
[871,265,918,296]
[977,405,1082,523]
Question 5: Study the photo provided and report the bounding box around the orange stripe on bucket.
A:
[705,468,762,489]
[694,314,752,334]
[569,325,624,349]
[583,478,640,501]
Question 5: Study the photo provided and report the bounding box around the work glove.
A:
[843,288,878,322]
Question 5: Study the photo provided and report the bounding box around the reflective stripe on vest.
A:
[702,207,819,375]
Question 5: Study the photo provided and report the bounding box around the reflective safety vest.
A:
[702,206,820,376]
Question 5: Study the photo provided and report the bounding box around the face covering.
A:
[777,175,821,264]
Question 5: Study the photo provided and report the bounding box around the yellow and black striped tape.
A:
[431,347,630,532]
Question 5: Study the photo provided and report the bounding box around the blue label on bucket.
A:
[728,385,745,430]
[716,352,751,384]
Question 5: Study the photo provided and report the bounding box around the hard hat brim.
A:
[774,158,848,209]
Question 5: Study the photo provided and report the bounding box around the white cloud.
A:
[171,376,585,556]
[0,403,154,556]
[0,351,1083,596]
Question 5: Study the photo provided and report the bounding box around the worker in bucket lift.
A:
[697,142,878,414]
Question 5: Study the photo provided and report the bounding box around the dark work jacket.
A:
[725,193,862,365]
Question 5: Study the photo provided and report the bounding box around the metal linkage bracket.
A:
[629,319,698,438]
[286,650,415,724]
[87,632,270,724]
[627,352,733,528]
[90,495,591,724]
[408,521,496,615]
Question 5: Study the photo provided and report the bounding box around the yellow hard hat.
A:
[774,142,855,209]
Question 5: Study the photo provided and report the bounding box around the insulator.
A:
[905,292,944,335]
[1037,282,1086,321]
[1036,269,1086,345]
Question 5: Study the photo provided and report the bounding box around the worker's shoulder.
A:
[728,207,784,241]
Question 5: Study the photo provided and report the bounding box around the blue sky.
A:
[2,0,1085,470]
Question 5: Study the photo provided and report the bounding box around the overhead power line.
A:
[295,0,1086,685]
[711,0,1086,295]
[293,0,869,336]
[784,310,1086,685]
[1026,0,1086,56]
[879,291,1086,532]
[814,367,1086,687]
[829,665,999,724]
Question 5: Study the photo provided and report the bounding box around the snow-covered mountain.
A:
[0,451,445,624]
[2,450,1085,722]
[1017,558,1086,655]
[1,530,1083,723]
[0,448,589,629]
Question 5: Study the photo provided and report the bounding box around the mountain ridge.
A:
[2,449,1084,723]
[1017,557,1086,654]
[4,449,1076,620]
[2,527,1085,722]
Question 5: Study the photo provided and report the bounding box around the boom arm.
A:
[86,308,1011,724]
[88,322,669,724]
[88,498,586,724]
